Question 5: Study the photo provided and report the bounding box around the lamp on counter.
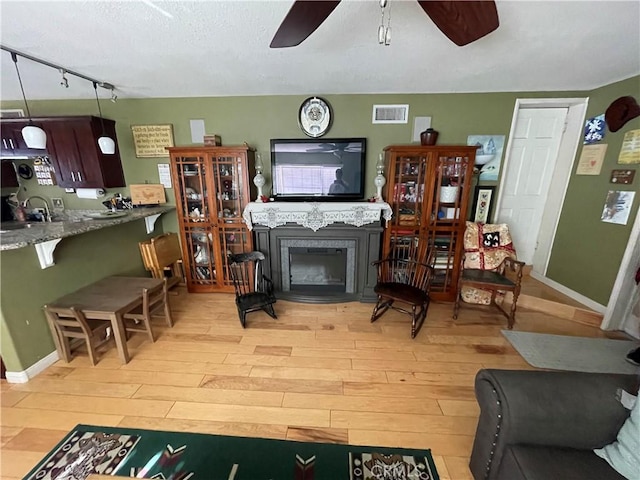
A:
[10,52,47,149]
[253,153,266,202]
[374,153,386,202]
[92,82,116,154]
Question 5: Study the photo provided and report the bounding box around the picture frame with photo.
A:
[472,186,496,223]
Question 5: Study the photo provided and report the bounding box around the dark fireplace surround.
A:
[254,223,382,303]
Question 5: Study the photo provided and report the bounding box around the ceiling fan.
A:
[270,0,499,48]
[306,142,360,158]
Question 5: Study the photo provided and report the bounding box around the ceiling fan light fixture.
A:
[10,52,47,149]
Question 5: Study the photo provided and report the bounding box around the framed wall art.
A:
[472,186,496,223]
[131,124,175,157]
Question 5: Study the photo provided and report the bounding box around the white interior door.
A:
[496,108,568,264]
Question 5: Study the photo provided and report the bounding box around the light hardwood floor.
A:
[0,287,621,479]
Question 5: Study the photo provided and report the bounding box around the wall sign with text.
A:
[131,124,175,157]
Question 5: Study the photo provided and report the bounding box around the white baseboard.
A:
[529,271,606,315]
[5,350,59,384]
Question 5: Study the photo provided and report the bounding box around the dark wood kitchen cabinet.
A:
[1,161,19,187]
[43,116,125,188]
[0,120,47,157]
[0,116,125,188]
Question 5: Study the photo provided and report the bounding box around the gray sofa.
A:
[470,369,638,480]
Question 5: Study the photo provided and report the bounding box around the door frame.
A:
[601,206,640,335]
[493,98,589,276]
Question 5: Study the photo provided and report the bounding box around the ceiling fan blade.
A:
[417,0,499,46]
[270,1,341,48]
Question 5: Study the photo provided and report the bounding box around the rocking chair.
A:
[370,256,435,338]
[228,251,277,327]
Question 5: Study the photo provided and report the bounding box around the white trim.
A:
[494,97,588,276]
[530,270,606,314]
[602,207,640,331]
[4,349,59,383]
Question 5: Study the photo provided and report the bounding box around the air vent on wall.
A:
[0,109,25,119]
[372,104,409,124]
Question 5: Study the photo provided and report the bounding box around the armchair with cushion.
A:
[470,369,639,480]
[453,222,525,329]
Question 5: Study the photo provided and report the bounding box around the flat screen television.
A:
[270,138,366,201]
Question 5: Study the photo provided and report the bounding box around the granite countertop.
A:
[0,206,175,251]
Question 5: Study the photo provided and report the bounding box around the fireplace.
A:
[284,241,355,295]
[254,223,382,303]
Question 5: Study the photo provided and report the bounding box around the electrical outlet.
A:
[51,198,64,209]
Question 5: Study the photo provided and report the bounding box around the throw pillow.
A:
[594,393,640,480]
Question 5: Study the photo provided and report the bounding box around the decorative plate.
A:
[85,211,128,220]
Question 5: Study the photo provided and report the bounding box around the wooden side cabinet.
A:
[167,145,256,293]
[382,145,476,301]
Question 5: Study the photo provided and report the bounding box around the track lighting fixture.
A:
[59,69,69,88]
[10,52,47,149]
[93,82,115,154]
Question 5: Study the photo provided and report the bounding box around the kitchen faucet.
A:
[22,196,52,222]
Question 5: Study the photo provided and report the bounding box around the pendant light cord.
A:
[93,81,107,135]
[11,52,34,122]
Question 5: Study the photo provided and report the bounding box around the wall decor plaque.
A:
[131,124,175,157]
[610,169,636,185]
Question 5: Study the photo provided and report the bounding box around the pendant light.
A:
[93,81,115,154]
[10,52,47,149]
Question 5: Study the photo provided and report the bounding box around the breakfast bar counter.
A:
[0,206,174,251]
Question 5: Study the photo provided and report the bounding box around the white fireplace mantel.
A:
[243,201,393,232]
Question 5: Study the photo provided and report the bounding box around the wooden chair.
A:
[370,256,435,338]
[228,251,277,327]
[453,222,525,329]
[43,305,112,365]
[122,278,173,342]
[139,233,184,291]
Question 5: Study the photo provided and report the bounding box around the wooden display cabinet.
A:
[167,146,256,293]
[382,145,476,301]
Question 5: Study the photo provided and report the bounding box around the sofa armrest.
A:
[469,369,637,480]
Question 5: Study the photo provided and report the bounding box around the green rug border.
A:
[24,423,440,479]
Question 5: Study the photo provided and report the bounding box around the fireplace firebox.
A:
[254,223,382,303]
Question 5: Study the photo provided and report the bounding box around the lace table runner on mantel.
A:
[242,202,393,232]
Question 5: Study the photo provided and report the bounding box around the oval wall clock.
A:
[298,96,332,138]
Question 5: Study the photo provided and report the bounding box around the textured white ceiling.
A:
[0,0,639,101]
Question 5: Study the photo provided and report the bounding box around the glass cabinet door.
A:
[211,153,246,228]
[429,155,472,226]
[174,155,210,223]
[184,226,217,285]
[389,154,426,227]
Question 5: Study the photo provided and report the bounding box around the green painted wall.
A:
[1,78,639,372]
[0,219,160,371]
[547,76,640,305]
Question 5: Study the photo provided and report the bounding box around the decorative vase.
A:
[420,128,439,146]
[439,185,459,203]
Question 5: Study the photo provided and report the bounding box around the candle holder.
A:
[253,153,266,202]
[374,153,386,202]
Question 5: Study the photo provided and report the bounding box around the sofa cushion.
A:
[499,445,627,480]
[594,393,640,480]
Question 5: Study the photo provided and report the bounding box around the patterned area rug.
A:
[25,424,439,480]
[502,330,640,374]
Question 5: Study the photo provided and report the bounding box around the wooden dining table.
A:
[45,276,164,364]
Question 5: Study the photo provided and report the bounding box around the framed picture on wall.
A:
[472,186,496,223]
